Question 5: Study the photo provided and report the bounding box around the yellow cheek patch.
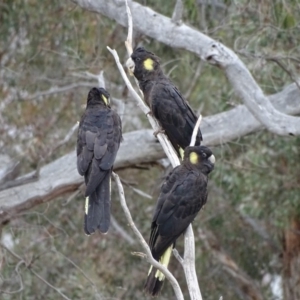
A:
[179,148,184,160]
[102,95,109,105]
[143,58,154,71]
[189,152,198,164]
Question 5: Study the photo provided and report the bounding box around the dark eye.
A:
[202,153,207,158]
[136,57,141,62]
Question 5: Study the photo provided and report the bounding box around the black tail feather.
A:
[144,267,164,297]
[144,245,173,296]
[98,169,111,233]
[84,170,111,235]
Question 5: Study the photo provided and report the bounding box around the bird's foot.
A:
[146,110,153,117]
[153,128,165,137]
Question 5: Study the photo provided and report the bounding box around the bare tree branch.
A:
[202,82,300,144]
[108,5,202,297]
[110,214,136,245]
[0,80,299,222]
[51,248,102,296]
[172,0,184,24]
[0,243,72,300]
[124,0,133,55]
[46,122,79,158]
[29,82,93,100]
[205,42,300,136]
[237,50,300,89]
[112,172,184,300]
[196,0,226,10]
[0,129,165,223]
[106,47,180,168]
[96,70,105,88]
[0,260,24,295]
[267,57,300,90]
[190,115,202,147]
[29,268,72,300]
[70,0,300,136]
[184,61,204,99]
[70,0,212,55]
[0,155,19,184]
[169,110,203,298]
[183,226,203,300]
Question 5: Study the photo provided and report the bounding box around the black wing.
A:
[149,167,207,259]
[77,108,122,197]
[151,81,202,152]
[77,107,122,234]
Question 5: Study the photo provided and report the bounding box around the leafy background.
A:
[1,0,300,299]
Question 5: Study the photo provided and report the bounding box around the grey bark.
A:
[0,130,164,223]
[113,172,185,300]
[205,42,300,136]
[0,82,299,222]
[70,0,300,136]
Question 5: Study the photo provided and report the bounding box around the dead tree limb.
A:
[0,80,299,223]
[205,42,300,136]
[113,172,184,300]
[0,80,299,222]
[70,0,300,136]
[0,130,164,223]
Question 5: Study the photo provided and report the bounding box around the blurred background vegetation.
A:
[0,0,300,299]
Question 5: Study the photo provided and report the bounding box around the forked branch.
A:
[107,2,202,299]
[112,172,184,300]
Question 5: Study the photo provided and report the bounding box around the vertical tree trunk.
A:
[283,217,300,300]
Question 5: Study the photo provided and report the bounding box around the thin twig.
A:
[108,3,202,299]
[111,214,136,245]
[0,169,39,191]
[206,42,300,136]
[131,251,147,258]
[107,46,180,168]
[0,242,23,261]
[172,0,184,24]
[123,1,151,98]
[112,172,184,300]
[52,249,101,296]
[29,268,72,300]
[0,260,24,295]
[124,0,133,55]
[121,179,152,199]
[29,82,93,100]
[172,248,184,265]
[184,60,204,99]
[268,57,300,90]
[190,115,202,146]
[131,187,152,199]
[183,225,202,300]
[96,70,105,88]
[0,242,72,300]
[50,122,79,154]
[62,189,81,206]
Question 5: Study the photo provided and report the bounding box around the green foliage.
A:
[273,1,297,29]
[1,0,300,299]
